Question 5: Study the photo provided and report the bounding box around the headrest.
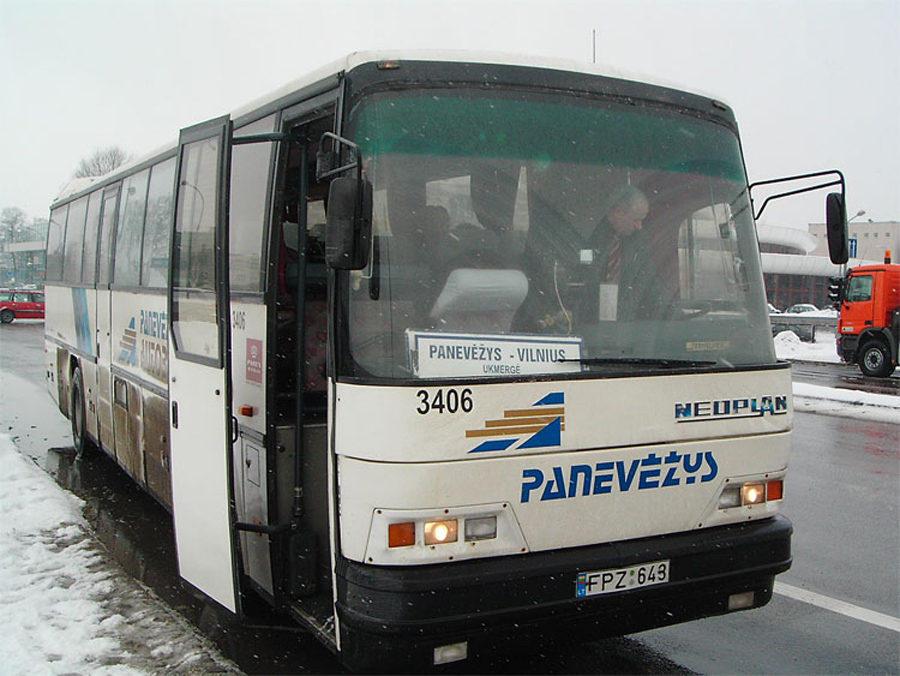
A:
[430,268,528,318]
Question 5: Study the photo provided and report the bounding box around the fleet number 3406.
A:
[416,388,474,415]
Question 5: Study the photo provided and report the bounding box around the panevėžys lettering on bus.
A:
[43,51,851,671]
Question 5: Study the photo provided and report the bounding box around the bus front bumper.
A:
[334,514,791,670]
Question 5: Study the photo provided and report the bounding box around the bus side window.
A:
[62,197,88,284]
[81,192,103,285]
[97,186,121,287]
[141,158,177,288]
[46,205,69,282]
[114,170,150,287]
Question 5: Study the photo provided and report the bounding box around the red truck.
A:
[832,256,900,377]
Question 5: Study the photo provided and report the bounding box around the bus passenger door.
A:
[167,116,241,614]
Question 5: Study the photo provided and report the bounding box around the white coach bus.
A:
[44,52,849,671]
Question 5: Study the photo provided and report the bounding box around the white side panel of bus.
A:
[95,288,113,451]
[230,301,267,435]
[43,285,69,405]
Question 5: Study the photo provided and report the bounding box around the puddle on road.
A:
[44,446,345,675]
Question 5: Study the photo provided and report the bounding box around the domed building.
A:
[757,223,889,310]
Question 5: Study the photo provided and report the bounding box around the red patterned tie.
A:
[606,237,622,282]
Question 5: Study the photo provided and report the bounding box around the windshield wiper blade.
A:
[558,357,718,368]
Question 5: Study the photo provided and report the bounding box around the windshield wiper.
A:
[558,357,718,368]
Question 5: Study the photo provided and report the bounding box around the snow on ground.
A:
[0,330,896,674]
[775,329,900,424]
[0,434,239,675]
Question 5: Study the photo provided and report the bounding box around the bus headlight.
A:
[718,478,785,509]
[367,503,526,564]
[424,519,458,545]
[741,482,766,505]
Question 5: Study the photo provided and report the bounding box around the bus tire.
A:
[70,367,90,457]
[858,340,894,378]
[0,309,14,324]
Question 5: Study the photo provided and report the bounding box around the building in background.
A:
[757,222,888,311]
[0,218,48,288]
[808,220,898,265]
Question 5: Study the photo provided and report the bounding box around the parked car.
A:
[767,303,781,314]
[783,303,818,314]
[0,289,45,323]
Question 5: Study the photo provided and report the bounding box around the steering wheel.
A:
[667,299,712,321]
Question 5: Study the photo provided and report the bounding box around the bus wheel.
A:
[858,341,894,378]
[70,367,90,457]
[0,309,14,324]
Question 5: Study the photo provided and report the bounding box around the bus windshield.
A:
[344,88,775,380]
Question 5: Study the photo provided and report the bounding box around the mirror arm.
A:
[749,169,845,221]
[316,132,361,182]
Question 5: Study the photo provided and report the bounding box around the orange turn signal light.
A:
[388,522,415,548]
[766,479,784,501]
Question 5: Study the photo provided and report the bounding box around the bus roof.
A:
[52,50,729,207]
[232,49,727,119]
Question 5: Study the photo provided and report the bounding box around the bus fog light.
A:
[741,483,766,505]
[424,519,458,545]
[465,516,497,541]
[728,591,755,610]
[433,641,467,665]
[718,486,741,509]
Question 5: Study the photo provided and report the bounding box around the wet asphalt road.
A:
[790,360,900,396]
[2,322,898,673]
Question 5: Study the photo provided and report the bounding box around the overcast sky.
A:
[1,0,897,229]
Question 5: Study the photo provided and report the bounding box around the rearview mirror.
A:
[826,192,848,265]
[326,177,372,270]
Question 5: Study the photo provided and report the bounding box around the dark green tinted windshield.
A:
[343,89,772,381]
[351,93,743,181]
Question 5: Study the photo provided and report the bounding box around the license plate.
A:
[575,559,670,598]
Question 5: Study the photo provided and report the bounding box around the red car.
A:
[0,289,45,323]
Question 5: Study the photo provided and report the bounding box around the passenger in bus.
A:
[579,184,653,322]
[517,184,665,331]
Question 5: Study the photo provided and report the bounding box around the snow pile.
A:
[0,435,239,674]
[792,383,900,424]
[773,329,841,363]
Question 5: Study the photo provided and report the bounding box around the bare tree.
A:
[0,207,28,244]
[0,207,28,284]
[73,146,132,178]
